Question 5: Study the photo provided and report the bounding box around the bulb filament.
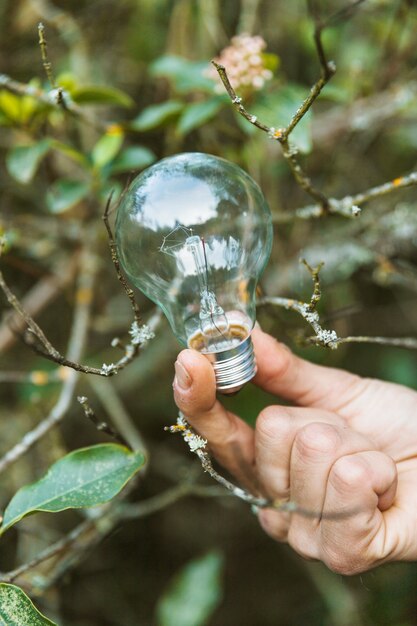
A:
[185,234,231,350]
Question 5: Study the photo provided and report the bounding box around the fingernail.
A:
[174,359,192,390]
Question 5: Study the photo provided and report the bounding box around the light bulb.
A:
[115,153,273,392]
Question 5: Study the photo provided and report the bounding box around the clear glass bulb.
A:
[115,153,273,391]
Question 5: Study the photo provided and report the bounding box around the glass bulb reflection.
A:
[115,153,273,390]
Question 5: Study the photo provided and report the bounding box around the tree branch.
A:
[0,246,95,474]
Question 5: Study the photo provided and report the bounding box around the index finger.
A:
[252,328,368,413]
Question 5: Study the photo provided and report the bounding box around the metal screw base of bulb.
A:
[204,334,257,393]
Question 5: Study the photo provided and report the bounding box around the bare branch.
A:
[103,191,141,326]
[0,73,107,131]
[77,395,132,449]
[212,60,330,209]
[0,248,96,474]
[167,414,358,520]
[0,253,78,352]
[38,22,55,88]
[333,335,417,350]
[258,262,417,351]
[0,482,225,585]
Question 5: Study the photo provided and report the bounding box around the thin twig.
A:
[88,375,148,454]
[0,73,108,131]
[258,262,417,351]
[212,60,331,209]
[77,395,132,449]
[103,191,141,326]
[0,253,78,352]
[0,247,95,474]
[38,22,55,88]
[259,260,339,348]
[0,233,149,376]
[0,369,62,384]
[167,414,358,520]
[0,519,92,584]
[273,171,417,221]
[212,0,371,213]
[333,335,417,349]
[0,481,226,586]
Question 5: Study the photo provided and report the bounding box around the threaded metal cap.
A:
[204,334,257,393]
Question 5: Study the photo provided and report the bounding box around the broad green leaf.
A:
[177,98,224,135]
[91,129,124,168]
[150,56,215,94]
[109,146,156,174]
[71,85,134,108]
[6,140,51,184]
[131,100,184,131]
[0,584,57,626]
[1,444,146,534]
[156,552,223,626]
[46,179,90,214]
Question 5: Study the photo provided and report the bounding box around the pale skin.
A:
[173,327,417,575]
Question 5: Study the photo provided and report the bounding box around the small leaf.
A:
[0,584,57,625]
[6,140,51,184]
[1,444,146,534]
[262,52,280,73]
[150,56,215,94]
[156,552,223,626]
[91,129,124,168]
[177,98,224,135]
[71,85,134,107]
[109,146,156,174]
[46,179,90,214]
[131,100,184,131]
[0,91,22,122]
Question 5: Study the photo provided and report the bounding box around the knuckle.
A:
[287,527,319,560]
[322,545,364,576]
[256,406,293,443]
[258,509,289,543]
[295,422,341,459]
[330,455,370,493]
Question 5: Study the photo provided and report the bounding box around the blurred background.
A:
[0,0,416,624]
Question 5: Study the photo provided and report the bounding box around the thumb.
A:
[173,349,255,486]
[252,328,368,413]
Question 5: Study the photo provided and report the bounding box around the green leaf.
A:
[156,552,223,626]
[91,130,124,168]
[6,140,51,184]
[262,52,280,73]
[46,179,90,214]
[1,444,146,534]
[177,98,224,135]
[131,100,184,131]
[71,85,134,108]
[0,91,22,122]
[150,56,215,94]
[109,146,156,174]
[0,584,57,625]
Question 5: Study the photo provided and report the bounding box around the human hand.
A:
[173,328,417,574]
